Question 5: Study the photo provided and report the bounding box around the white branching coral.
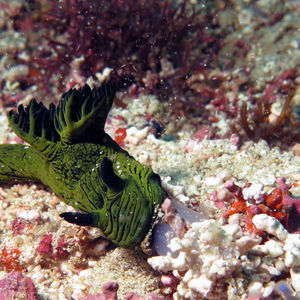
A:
[149,214,300,299]
[252,214,300,268]
[148,219,248,299]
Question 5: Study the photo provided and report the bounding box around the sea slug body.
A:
[0,82,165,247]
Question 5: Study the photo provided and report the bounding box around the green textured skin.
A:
[0,83,165,246]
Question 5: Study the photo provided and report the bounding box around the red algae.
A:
[221,178,298,235]
[114,128,127,145]
[240,69,299,146]
[11,0,207,103]
[0,246,23,272]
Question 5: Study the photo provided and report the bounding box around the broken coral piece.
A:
[252,214,300,268]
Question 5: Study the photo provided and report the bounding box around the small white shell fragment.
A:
[247,281,263,298]
[260,263,281,276]
[148,252,187,273]
[29,266,46,284]
[148,219,243,299]
[263,281,275,298]
[176,194,190,204]
[209,259,230,277]
[242,183,264,201]
[275,260,286,273]
[204,175,223,186]
[264,240,284,258]
[290,267,300,292]
[228,213,240,225]
[2,64,29,81]
[125,126,149,145]
[222,223,242,239]
[249,244,269,255]
[182,270,193,284]
[235,235,262,254]
[147,255,172,272]
[169,238,184,253]
[285,251,300,268]
[252,214,288,241]
[16,210,40,221]
[188,274,213,297]
[95,67,113,82]
[161,178,186,198]
[171,252,187,270]
[283,234,300,267]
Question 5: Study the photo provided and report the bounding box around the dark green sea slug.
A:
[0,82,165,247]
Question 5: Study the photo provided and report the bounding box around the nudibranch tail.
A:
[0,144,46,182]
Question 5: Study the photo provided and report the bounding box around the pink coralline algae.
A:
[183,125,215,153]
[0,271,38,300]
[277,177,300,232]
[160,274,179,288]
[36,234,70,259]
[79,282,118,300]
[11,0,206,103]
[11,217,26,235]
[79,282,164,300]
[278,177,300,213]
[53,236,70,259]
[161,197,187,238]
[36,234,53,256]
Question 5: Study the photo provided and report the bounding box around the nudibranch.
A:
[0,82,165,247]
